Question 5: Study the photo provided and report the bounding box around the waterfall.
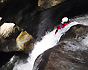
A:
[13,15,88,70]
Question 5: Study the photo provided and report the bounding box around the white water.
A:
[13,15,88,70]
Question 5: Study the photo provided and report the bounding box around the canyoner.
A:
[55,17,69,34]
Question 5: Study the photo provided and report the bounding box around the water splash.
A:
[13,15,88,70]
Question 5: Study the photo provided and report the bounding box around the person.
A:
[55,17,69,34]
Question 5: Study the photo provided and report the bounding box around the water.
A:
[13,15,88,70]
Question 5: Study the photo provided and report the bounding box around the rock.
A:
[0,23,18,52]
[0,0,4,3]
[0,23,15,38]
[0,17,2,20]
[0,51,17,67]
[0,23,35,53]
[60,24,88,41]
[16,31,35,53]
[0,0,88,40]
[0,51,29,68]
[0,0,7,3]
[34,44,88,70]
[33,24,88,70]
[0,0,39,39]
[38,0,65,9]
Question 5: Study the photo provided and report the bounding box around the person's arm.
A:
[64,22,69,26]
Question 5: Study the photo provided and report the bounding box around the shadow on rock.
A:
[0,51,29,70]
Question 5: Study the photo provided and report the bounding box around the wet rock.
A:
[60,24,88,41]
[36,0,88,40]
[0,23,35,53]
[0,23,15,38]
[0,0,88,40]
[34,45,88,70]
[38,0,65,9]
[0,0,4,3]
[33,25,88,70]
[0,0,7,3]
[0,51,17,68]
[0,17,2,20]
[0,0,39,39]
[0,51,29,69]
[16,31,35,53]
[0,23,19,52]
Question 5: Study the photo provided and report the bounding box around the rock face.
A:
[0,23,35,53]
[38,0,65,9]
[33,24,88,70]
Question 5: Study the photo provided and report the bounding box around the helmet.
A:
[62,17,68,22]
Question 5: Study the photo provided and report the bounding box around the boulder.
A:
[34,44,88,70]
[0,0,4,3]
[0,17,2,20]
[0,51,29,69]
[0,0,8,3]
[60,24,88,41]
[16,31,35,53]
[0,23,15,38]
[33,24,88,70]
[0,23,35,53]
[38,0,65,9]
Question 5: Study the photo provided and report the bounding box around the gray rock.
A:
[33,24,88,70]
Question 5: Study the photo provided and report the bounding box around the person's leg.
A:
[55,30,58,34]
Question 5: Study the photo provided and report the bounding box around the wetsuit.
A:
[55,22,69,34]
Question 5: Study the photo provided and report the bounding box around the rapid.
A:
[13,15,88,70]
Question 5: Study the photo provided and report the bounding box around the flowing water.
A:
[13,15,88,70]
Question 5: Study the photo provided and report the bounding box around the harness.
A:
[60,23,65,29]
[60,23,62,29]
